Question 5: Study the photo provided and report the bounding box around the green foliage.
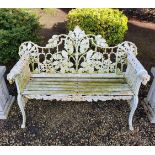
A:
[0,9,41,64]
[67,8,128,46]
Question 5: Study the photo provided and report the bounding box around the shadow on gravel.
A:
[59,8,72,14]
[121,9,155,23]
[39,21,67,45]
[125,21,155,73]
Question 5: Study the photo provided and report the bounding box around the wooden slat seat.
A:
[22,76,134,96]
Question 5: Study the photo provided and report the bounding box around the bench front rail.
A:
[7,26,150,130]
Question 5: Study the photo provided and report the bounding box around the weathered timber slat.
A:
[29,77,126,83]
[22,90,78,95]
[22,90,133,96]
[25,84,129,90]
[31,73,124,78]
[26,83,128,88]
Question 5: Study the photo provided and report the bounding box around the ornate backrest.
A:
[19,26,137,74]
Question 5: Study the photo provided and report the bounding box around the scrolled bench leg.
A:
[17,94,26,128]
[128,95,138,131]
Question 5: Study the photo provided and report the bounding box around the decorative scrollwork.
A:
[18,26,138,74]
[78,50,116,74]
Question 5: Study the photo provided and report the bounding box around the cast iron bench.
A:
[7,26,150,130]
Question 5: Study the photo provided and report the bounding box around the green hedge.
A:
[0,9,41,64]
[67,8,128,46]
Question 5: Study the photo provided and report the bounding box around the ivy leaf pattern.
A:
[18,27,137,75]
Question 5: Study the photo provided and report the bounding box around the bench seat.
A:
[22,76,133,96]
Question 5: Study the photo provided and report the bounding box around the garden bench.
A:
[7,26,150,130]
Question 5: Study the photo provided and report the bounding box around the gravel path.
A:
[0,99,155,146]
[1,9,155,146]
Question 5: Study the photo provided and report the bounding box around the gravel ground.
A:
[0,96,155,146]
[1,9,155,146]
[121,8,155,23]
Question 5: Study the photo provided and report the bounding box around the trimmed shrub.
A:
[0,9,41,64]
[67,8,128,46]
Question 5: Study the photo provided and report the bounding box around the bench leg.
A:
[17,94,26,128]
[128,95,138,131]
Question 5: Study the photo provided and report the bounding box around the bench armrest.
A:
[127,51,150,85]
[125,51,150,95]
[7,55,31,93]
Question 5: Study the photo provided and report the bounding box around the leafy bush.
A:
[0,9,41,64]
[67,8,128,46]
